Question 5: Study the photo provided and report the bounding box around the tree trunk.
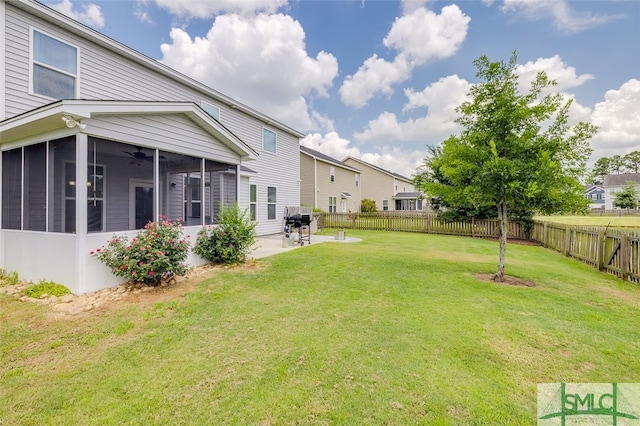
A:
[494,201,507,282]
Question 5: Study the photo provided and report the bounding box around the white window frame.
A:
[201,101,220,121]
[330,166,335,183]
[355,174,359,187]
[62,160,106,233]
[262,128,277,154]
[30,28,79,99]
[249,184,257,221]
[382,199,389,211]
[329,196,337,213]
[267,186,277,220]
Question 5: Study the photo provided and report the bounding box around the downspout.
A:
[314,157,318,208]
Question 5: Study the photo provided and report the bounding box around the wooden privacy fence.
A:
[318,212,528,239]
[531,221,640,283]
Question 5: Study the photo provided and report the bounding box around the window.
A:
[250,184,257,221]
[32,30,77,99]
[202,101,220,121]
[329,196,337,213]
[184,176,201,221]
[267,186,277,220]
[382,199,389,211]
[65,161,106,233]
[355,174,359,187]
[263,128,276,153]
[330,166,335,182]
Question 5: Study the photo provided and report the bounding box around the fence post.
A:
[564,225,571,256]
[597,229,605,271]
[620,233,629,280]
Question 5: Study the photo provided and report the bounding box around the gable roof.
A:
[342,156,413,182]
[0,99,258,159]
[603,173,640,187]
[300,145,360,173]
[7,0,305,139]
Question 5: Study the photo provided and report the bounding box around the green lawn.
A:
[2,231,639,424]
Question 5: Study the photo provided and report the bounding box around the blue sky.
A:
[42,0,640,177]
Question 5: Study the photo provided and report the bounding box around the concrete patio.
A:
[249,233,361,260]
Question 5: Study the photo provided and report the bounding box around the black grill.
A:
[283,214,312,245]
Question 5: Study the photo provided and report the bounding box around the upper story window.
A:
[355,174,359,187]
[202,101,220,121]
[330,166,335,182]
[263,128,276,154]
[32,29,78,99]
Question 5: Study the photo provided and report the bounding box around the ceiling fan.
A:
[122,147,164,164]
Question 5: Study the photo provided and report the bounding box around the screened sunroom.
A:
[0,100,256,294]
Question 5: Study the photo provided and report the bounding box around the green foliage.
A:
[92,218,190,285]
[0,269,20,286]
[21,280,71,298]
[613,183,639,209]
[194,203,257,264]
[360,198,377,213]
[418,51,598,278]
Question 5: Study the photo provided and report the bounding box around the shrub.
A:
[0,270,20,286]
[360,199,377,213]
[92,217,190,285]
[194,204,257,264]
[22,280,71,298]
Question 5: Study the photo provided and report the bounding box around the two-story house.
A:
[584,185,605,209]
[603,173,640,210]
[342,157,423,211]
[300,146,361,213]
[0,0,303,294]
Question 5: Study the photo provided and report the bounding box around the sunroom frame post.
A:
[75,132,88,294]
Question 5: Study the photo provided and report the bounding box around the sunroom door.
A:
[129,179,153,229]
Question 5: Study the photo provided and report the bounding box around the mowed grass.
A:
[536,215,640,228]
[1,231,640,425]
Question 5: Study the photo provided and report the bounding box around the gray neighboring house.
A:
[0,0,304,294]
[584,184,605,209]
[603,173,640,210]
[342,157,424,211]
[300,146,361,213]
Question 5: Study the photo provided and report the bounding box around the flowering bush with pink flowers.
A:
[92,217,190,285]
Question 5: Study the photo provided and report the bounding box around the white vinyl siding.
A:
[31,28,78,99]
[4,2,301,235]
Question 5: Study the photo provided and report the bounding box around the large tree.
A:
[420,52,597,281]
[613,183,639,209]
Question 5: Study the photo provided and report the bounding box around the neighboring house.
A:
[584,185,605,209]
[342,157,424,211]
[603,173,640,210]
[0,0,303,294]
[300,146,361,213]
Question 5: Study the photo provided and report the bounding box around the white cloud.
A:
[495,0,621,33]
[48,0,105,28]
[354,74,471,144]
[159,13,338,132]
[339,4,470,108]
[154,0,288,18]
[590,79,640,157]
[516,55,593,93]
[301,132,423,178]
